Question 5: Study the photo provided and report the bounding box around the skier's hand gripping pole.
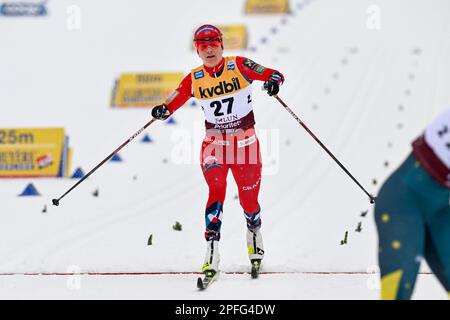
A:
[273,95,376,204]
[52,118,158,206]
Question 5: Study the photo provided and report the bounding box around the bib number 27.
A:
[210,97,234,116]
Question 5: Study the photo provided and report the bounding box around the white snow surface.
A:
[0,0,449,299]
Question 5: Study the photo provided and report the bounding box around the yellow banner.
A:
[245,0,290,14]
[112,72,184,107]
[218,25,248,50]
[66,147,73,178]
[0,128,68,178]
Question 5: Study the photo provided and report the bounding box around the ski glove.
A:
[151,104,170,120]
[263,72,284,96]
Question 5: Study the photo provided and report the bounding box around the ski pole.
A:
[52,118,157,206]
[274,95,376,204]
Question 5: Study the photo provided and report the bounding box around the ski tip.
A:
[251,259,261,279]
[197,277,205,290]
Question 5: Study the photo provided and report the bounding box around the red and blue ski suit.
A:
[164,56,284,241]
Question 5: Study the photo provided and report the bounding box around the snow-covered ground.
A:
[0,273,444,300]
[0,0,449,299]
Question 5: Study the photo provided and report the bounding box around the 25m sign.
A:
[0,130,35,144]
[0,128,70,178]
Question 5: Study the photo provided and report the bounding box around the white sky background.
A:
[0,0,449,299]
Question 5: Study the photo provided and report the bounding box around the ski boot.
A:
[197,240,220,290]
[247,226,264,279]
